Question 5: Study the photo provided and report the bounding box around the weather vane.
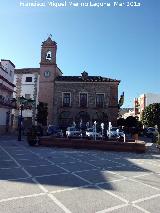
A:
[47,33,52,38]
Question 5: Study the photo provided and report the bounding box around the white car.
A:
[66,127,81,138]
[86,128,102,139]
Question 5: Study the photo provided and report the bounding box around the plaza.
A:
[0,135,160,213]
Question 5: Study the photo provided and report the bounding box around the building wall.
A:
[0,108,8,133]
[13,71,39,129]
[146,93,160,106]
[39,37,63,125]
[21,74,35,117]
[53,81,119,128]
[11,37,120,129]
[134,93,160,120]
[0,60,15,134]
[1,60,14,83]
[122,110,135,119]
[39,64,57,124]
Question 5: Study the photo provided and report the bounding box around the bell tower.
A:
[39,36,57,125]
[40,36,57,66]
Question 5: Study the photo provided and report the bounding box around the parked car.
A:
[66,127,81,138]
[47,125,63,137]
[145,127,158,138]
[107,127,125,139]
[86,128,102,139]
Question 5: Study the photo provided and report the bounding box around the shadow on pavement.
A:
[0,135,159,195]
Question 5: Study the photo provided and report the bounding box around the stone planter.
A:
[39,137,146,153]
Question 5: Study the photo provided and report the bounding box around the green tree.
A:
[117,118,126,127]
[142,103,160,131]
[36,102,48,126]
[125,116,139,128]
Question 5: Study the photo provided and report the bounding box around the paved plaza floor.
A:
[0,135,160,213]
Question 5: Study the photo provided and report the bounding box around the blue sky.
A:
[0,0,159,107]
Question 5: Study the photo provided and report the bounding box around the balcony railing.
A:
[0,95,17,109]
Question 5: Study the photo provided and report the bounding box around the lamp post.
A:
[17,96,35,141]
[18,96,26,141]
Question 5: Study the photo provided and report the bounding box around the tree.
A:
[125,116,139,128]
[36,102,48,126]
[142,103,160,131]
[117,118,126,127]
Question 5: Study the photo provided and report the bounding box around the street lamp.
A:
[17,96,35,141]
[18,96,26,141]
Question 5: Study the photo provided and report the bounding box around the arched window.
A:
[46,51,52,60]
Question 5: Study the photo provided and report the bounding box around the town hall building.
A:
[14,36,120,129]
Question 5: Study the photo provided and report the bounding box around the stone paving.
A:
[0,136,160,213]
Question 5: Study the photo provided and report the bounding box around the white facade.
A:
[14,73,34,117]
[145,93,160,106]
[134,93,160,120]
[0,59,15,134]
[121,110,135,119]
[13,69,39,128]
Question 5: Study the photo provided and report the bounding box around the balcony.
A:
[0,95,17,109]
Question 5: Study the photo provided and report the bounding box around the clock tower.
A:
[39,36,59,125]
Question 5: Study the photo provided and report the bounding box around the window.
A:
[46,51,52,60]
[63,93,71,107]
[96,94,104,108]
[10,70,12,76]
[44,70,50,77]
[25,94,31,99]
[25,77,32,82]
[80,93,87,107]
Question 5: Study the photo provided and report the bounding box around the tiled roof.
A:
[1,59,15,68]
[42,36,57,47]
[55,76,120,83]
[14,68,120,83]
[15,68,40,74]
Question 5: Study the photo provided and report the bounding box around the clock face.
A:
[44,70,51,78]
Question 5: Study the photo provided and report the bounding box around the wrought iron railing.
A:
[0,95,17,108]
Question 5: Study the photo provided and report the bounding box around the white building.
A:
[0,59,16,134]
[120,108,135,119]
[145,93,160,106]
[134,93,160,120]
[13,68,39,128]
